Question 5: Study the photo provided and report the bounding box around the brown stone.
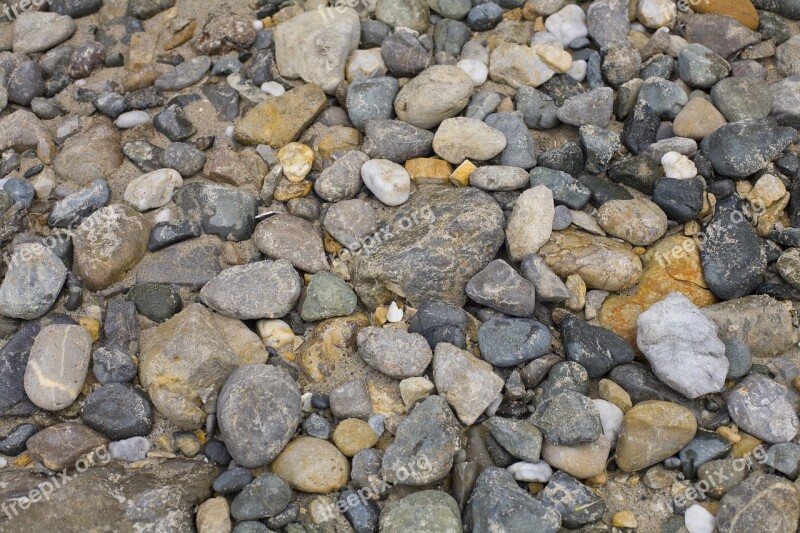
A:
[234,84,327,148]
[616,401,697,472]
[270,437,349,493]
[690,0,759,31]
[541,435,611,479]
[672,97,727,140]
[599,236,717,347]
[298,314,370,381]
[331,418,379,457]
[405,158,453,185]
[163,21,197,51]
[26,423,108,471]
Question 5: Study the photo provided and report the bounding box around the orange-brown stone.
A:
[690,0,759,30]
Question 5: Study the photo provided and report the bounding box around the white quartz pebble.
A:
[684,504,716,533]
[115,110,149,129]
[508,461,553,482]
[544,5,588,46]
[261,81,286,97]
[386,301,403,323]
[661,151,698,180]
[123,168,183,212]
[360,159,411,206]
[592,398,624,446]
[457,59,488,86]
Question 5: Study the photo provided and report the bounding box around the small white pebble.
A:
[567,59,587,82]
[508,461,553,482]
[225,125,235,139]
[386,301,403,323]
[0,457,7,468]
[115,110,150,129]
[457,59,488,86]
[109,436,151,462]
[75,79,86,87]
[261,81,286,97]
[301,392,314,412]
[684,504,716,533]
[154,208,173,224]
[360,159,411,206]
[592,398,624,446]
[485,392,503,417]
[252,19,264,31]
[661,151,697,180]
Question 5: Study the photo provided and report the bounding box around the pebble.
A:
[478,317,551,367]
[726,373,798,443]
[109,436,151,462]
[433,117,506,164]
[716,474,800,533]
[408,301,468,349]
[651,177,704,222]
[213,467,254,494]
[380,490,462,532]
[381,29,433,78]
[357,327,432,379]
[505,185,555,262]
[529,167,591,210]
[557,87,614,127]
[562,315,634,378]
[253,214,328,273]
[540,470,607,527]
[230,474,291,521]
[394,65,473,129]
[346,77,399,132]
[197,497,231,533]
[672,98,727,141]
[360,158,411,206]
[484,112,538,168]
[124,169,183,212]
[81,383,154,439]
[597,197,668,245]
[489,43,555,89]
[13,12,76,55]
[375,0,430,33]
[330,380,372,420]
[314,151,369,202]
[0,243,67,320]
[26,422,107,472]
[457,59,488,86]
[270,436,348,493]
[24,324,91,411]
[520,254,571,302]
[301,272,358,322]
[507,460,552,482]
[362,119,434,163]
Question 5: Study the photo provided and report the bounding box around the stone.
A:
[546,4,589,44]
[532,390,602,445]
[516,86,558,129]
[360,159,411,206]
[357,327,432,379]
[49,179,109,228]
[155,56,211,91]
[26,423,107,472]
[597,198,668,246]
[194,15,256,55]
[540,229,642,292]
[678,44,731,88]
[230,474,291,521]
[711,77,771,122]
[332,418,378,457]
[0,243,67,320]
[376,0,429,33]
[13,12,76,54]
[651,177,704,222]
[394,66,473,129]
[270,437,349,493]
[726,373,799,443]
[556,87,614,127]
[520,254,571,302]
[362,119,434,163]
[347,77,399,131]
[588,0,631,48]
[487,417,542,463]
[124,169,183,212]
[529,167,591,209]
[489,43,555,89]
[54,120,123,186]
[253,214,328,273]
[716,474,800,533]
[109,436,151,463]
[562,315,634,378]
[672,97,727,140]
[379,490,461,533]
[23,324,91,411]
[408,301,468,349]
[700,118,796,178]
[315,150,369,202]
[539,471,607,527]
[616,401,697,472]
[234,84,327,148]
[432,118,506,165]
[218,365,301,468]
[197,497,231,533]
[470,166,528,191]
[351,186,504,308]
[478,317,551,368]
[432,343,504,425]
[301,272,358,322]
[81,383,154,439]
[464,468,561,533]
[466,260,536,316]
[703,295,796,358]
[381,29,433,78]
[505,185,555,262]
[72,205,150,291]
[484,112,538,169]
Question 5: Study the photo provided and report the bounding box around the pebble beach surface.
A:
[1,0,800,531]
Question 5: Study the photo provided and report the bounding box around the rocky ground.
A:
[1,0,800,531]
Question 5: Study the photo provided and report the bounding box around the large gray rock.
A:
[274,7,360,94]
[726,373,799,443]
[700,118,796,178]
[357,327,433,379]
[379,490,461,533]
[637,292,728,399]
[716,473,800,533]
[24,324,92,411]
[0,243,67,320]
[253,214,328,273]
[13,12,76,54]
[770,75,800,128]
[394,65,473,129]
[351,186,505,308]
[199,260,301,320]
[218,365,301,468]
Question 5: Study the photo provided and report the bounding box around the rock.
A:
[615,401,697,472]
[651,177,704,222]
[541,433,611,479]
[218,365,301,468]
[379,490,461,533]
[489,43,555,89]
[274,8,359,94]
[484,112,538,169]
[408,301,468,349]
[382,28,433,78]
[597,198,667,245]
[716,474,800,533]
[357,327,432,379]
[330,379,372,419]
[163,143,206,178]
[0,243,67,320]
[394,66,473,129]
[49,179,109,228]
[230,474,290,521]
[703,295,796,358]
[529,167,591,209]
[332,418,379,457]
[678,44,730,88]
[700,200,767,300]
[139,304,241,429]
[505,185,555,262]
[194,15,256,54]
[520,254,571,302]
[672,97,727,140]
[315,150,369,202]
[362,119,434,163]
[347,77,399,131]
[109,436,151,462]
[270,437,349,493]
[234,84,327,148]
[532,390,602,445]
[539,471,607,527]
[701,118,796,178]
[770,76,800,128]
[587,0,629,47]
[155,56,211,91]
[470,166,528,191]
[562,315,634,378]
[466,260,536,316]
[81,383,154,439]
[375,0,429,33]
[464,467,561,533]
[556,87,614,127]
[685,14,761,58]
[360,159,411,206]
[72,205,150,291]
[711,77,771,122]
[23,324,91,411]
[432,343,504,425]
[487,417,542,463]
[54,120,123,185]
[540,229,642,292]
[301,272,358,322]
[636,293,728,398]
[13,12,76,54]
[516,86,558,129]
[726,373,799,443]
[253,214,328,273]
[123,169,183,212]
[197,497,231,532]
[478,317,551,368]
[0,423,37,456]
[351,186,504,308]
[777,35,800,76]
[26,422,107,472]
[7,60,43,107]
[199,260,301,320]
[432,117,506,164]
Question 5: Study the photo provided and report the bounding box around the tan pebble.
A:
[273,179,312,201]
[717,426,741,444]
[633,246,646,255]
[565,274,586,311]
[613,511,638,528]
[163,20,197,50]
[684,220,700,236]
[504,7,523,20]
[450,160,477,187]
[278,142,314,183]
[374,306,388,325]
[405,158,453,185]
[79,317,100,342]
[332,418,379,457]
[527,482,544,495]
[599,378,633,412]
[585,471,607,485]
[793,376,800,392]
[497,96,515,113]
[731,432,762,458]
[196,496,231,533]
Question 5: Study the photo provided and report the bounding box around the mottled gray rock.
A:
[478,317,552,368]
[532,390,602,445]
[379,490,461,533]
[361,120,434,163]
[466,259,536,317]
[716,474,800,533]
[347,77,400,131]
[300,272,358,322]
[253,214,328,273]
[314,150,369,202]
[726,373,799,443]
[0,243,67,320]
[357,327,432,379]
[556,87,614,127]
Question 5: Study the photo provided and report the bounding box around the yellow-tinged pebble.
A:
[633,246,646,255]
[278,142,314,183]
[527,482,544,495]
[14,454,32,466]
[404,158,453,185]
[793,375,800,392]
[732,432,762,458]
[534,16,545,31]
[195,430,206,445]
[497,97,515,113]
[532,44,573,73]
[79,317,100,342]
[273,179,311,201]
[374,306,388,325]
[613,511,637,528]
[450,160,477,187]
[717,426,741,444]
[701,500,719,514]
[627,475,640,485]
[156,435,172,450]
[585,471,607,485]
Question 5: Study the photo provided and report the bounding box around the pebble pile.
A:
[1,0,800,531]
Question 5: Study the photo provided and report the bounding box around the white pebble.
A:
[115,110,150,129]
[123,168,183,212]
[301,392,314,412]
[661,151,697,180]
[508,461,553,482]
[33,171,54,199]
[225,125,235,139]
[637,0,677,29]
[544,5,588,46]
[360,159,411,206]
[154,208,173,224]
[0,457,7,468]
[457,59,488,86]
[386,301,403,323]
[485,392,503,417]
[256,319,295,350]
[684,504,716,533]
[252,19,264,31]
[567,59,587,82]
[592,398,624,446]
[459,40,489,65]
[261,81,286,97]
[109,436,151,462]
